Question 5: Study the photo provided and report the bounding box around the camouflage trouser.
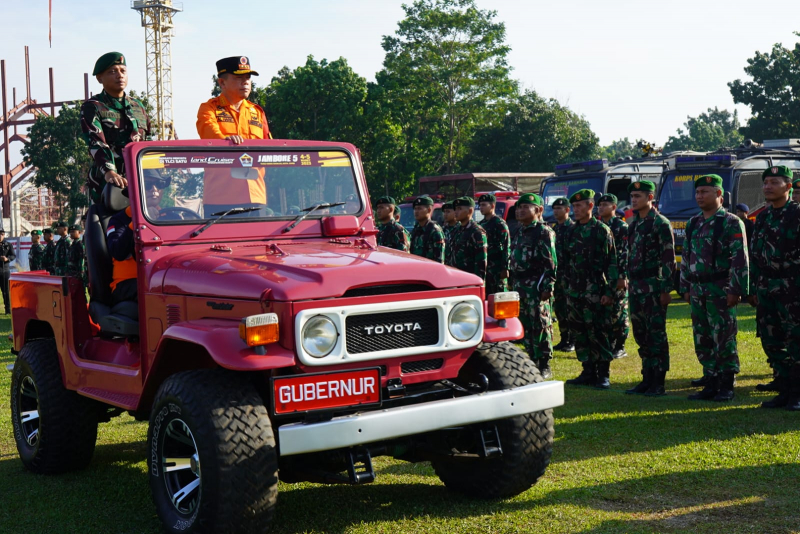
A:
[629,292,670,372]
[553,285,572,341]
[689,293,739,375]
[610,288,629,346]
[516,286,552,363]
[485,273,507,296]
[756,288,800,378]
[566,293,613,363]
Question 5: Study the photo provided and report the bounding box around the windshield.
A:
[398,205,444,231]
[473,201,508,223]
[542,176,604,220]
[658,169,732,218]
[138,149,362,225]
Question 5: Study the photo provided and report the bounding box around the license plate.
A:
[273,368,381,415]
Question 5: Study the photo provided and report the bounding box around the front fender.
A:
[159,318,296,371]
[482,315,524,343]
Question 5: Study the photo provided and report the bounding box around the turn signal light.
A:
[239,313,279,347]
[488,292,520,320]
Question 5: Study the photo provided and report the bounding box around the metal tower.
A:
[131,1,182,140]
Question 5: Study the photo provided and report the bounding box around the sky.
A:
[2,0,800,161]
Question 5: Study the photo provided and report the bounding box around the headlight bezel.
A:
[301,314,340,358]
[448,301,481,342]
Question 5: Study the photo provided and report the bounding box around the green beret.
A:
[762,165,793,182]
[695,174,724,190]
[598,193,618,204]
[68,224,83,232]
[93,52,126,76]
[552,197,569,207]
[413,196,434,207]
[376,196,396,206]
[394,207,401,217]
[452,196,475,208]
[30,230,42,236]
[517,193,536,206]
[628,180,656,193]
[442,201,454,210]
[569,189,596,204]
[793,179,800,190]
[56,221,68,228]
[43,228,52,234]
[477,193,496,204]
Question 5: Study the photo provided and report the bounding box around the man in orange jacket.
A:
[196,56,272,216]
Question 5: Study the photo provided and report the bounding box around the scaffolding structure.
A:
[131,0,182,140]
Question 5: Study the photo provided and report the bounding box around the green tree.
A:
[663,107,744,152]
[464,90,599,172]
[377,0,516,183]
[729,36,800,141]
[602,138,642,162]
[21,103,89,222]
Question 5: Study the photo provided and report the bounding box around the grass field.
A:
[1,297,799,534]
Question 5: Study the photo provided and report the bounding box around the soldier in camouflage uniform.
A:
[598,194,630,359]
[792,178,800,204]
[510,193,557,378]
[442,201,458,249]
[67,224,86,287]
[80,52,151,200]
[42,228,56,275]
[375,196,409,252]
[679,174,748,402]
[28,230,46,271]
[624,180,675,397]
[53,221,73,277]
[478,193,510,295]
[550,197,575,352]
[410,196,445,263]
[0,229,16,314]
[563,189,619,389]
[748,165,800,410]
[447,197,487,281]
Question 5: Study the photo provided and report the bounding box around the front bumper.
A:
[277,380,564,456]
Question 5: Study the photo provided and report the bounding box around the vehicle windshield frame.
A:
[542,174,605,219]
[658,168,733,217]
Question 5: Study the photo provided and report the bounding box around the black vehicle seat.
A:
[85,184,140,337]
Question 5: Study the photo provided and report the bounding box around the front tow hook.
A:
[441,374,489,394]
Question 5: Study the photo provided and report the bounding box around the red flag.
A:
[49,0,52,47]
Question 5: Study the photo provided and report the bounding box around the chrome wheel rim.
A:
[18,376,40,447]
[161,419,202,515]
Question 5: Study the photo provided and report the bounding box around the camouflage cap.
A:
[569,189,596,204]
[762,165,793,182]
[376,196,396,206]
[695,174,724,190]
[216,56,259,76]
[68,224,83,232]
[442,201,454,210]
[56,221,68,228]
[552,197,569,207]
[30,230,41,236]
[452,196,475,208]
[93,52,126,76]
[412,196,434,207]
[628,180,656,193]
[42,228,53,234]
[477,193,496,204]
[598,193,618,204]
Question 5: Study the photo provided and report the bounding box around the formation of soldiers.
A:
[375,165,800,411]
[26,222,85,282]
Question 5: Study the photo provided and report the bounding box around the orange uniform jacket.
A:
[196,95,271,205]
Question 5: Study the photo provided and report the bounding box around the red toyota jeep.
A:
[9,140,563,534]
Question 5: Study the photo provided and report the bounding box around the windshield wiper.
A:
[283,202,345,233]
[191,207,262,237]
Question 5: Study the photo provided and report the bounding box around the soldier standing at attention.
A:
[447,197,487,281]
[749,166,800,410]
[478,194,510,295]
[551,198,575,352]
[563,189,618,389]
[410,197,446,263]
[510,193,557,378]
[597,194,630,359]
[53,222,72,277]
[28,230,45,271]
[42,228,56,275]
[442,202,458,247]
[80,52,151,200]
[375,197,409,252]
[680,174,748,401]
[0,229,16,314]
[792,178,800,204]
[67,225,86,286]
[624,180,675,397]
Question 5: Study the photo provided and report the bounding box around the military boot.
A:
[611,337,627,359]
[713,372,736,402]
[785,365,800,411]
[756,370,781,392]
[644,370,667,397]
[554,332,575,352]
[625,368,653,395]
[761,377,790,408]
[594,361,611,389]
[688,374,719,401]
[690,375,710,387]
[566,362,595,386]
[535,359,553,380]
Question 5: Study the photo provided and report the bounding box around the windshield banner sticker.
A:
[140,151,352,170]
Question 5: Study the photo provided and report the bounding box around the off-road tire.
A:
[148,369,278,534]
[10,338,98,473]
[431,341,554,498]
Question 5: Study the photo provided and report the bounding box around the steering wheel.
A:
[158,207,202,220]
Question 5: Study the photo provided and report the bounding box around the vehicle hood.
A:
[159,240,480,301]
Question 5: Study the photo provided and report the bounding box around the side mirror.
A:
[724,191,732,209]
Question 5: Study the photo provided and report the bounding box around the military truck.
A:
[8,139,564,534]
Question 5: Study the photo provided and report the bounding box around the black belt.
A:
[687,271,729,283]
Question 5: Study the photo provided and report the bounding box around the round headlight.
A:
[302,315,339,358]
[448,302,480,341]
